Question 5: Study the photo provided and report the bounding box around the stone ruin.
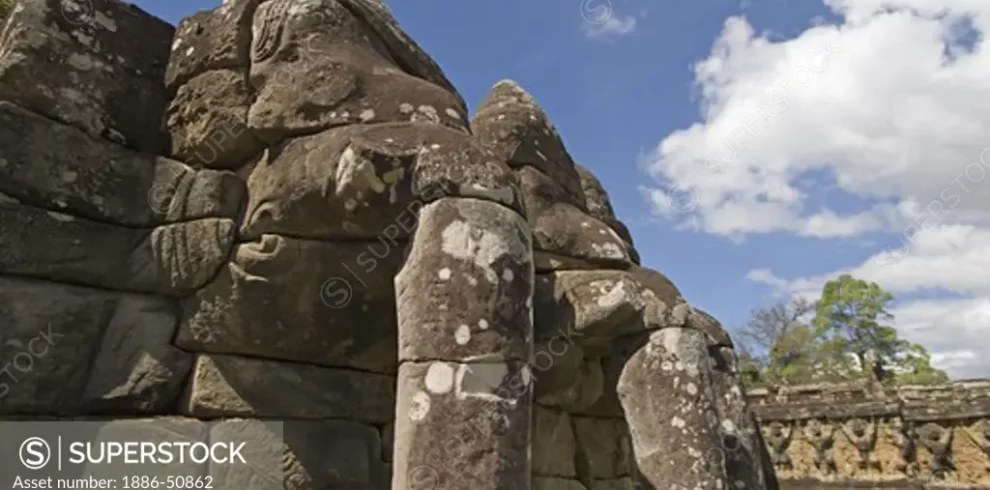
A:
[0,0,781,489]
[749,379,990,489]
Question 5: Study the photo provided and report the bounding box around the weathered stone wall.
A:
[749,380,990,489]
[0,0,777,489]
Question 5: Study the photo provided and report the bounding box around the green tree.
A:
[0,0,13,18]
[736,297,832,386]
[811,274,948,385]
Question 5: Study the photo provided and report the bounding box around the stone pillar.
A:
[710,345,773,490]
[690,309,776,490]
[617,328,729,490]
[393,197,534,490]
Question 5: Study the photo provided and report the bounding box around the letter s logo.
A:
[20,437,51,470]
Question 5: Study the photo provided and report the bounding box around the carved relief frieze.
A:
[762,420,794,471]
[841,416,879,473]
[803,418,837,476]
[914,421,955,479]
[884,416,918,478]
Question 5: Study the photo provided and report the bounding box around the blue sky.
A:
[135,0,990,378]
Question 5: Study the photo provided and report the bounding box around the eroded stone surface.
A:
[587,478,634,490]
[0,3,784,490]
[241,123,522,241]
[571,335,647,418]
[82,295,192,414]
[618,328,729,490]
[519,167,632,267]
[710,346,768,490]
[0,0,172,152]
[574,163,634,247]
[337,0,462,98]
[689,308,734,347]
[0,276,188,414]
[0,204,235,297]
[166,69,265,169]
[178,234,403,373]
[183,354,396,424]
[531,338,585,405]
[572,417,633,480]
[627,265,690,331]
[396,198,533,362]
[533,477,588,490]
[534,271,647,341]
[211,418,387,489]
[533,405,577,477]
[539,359,605,413]
[471,81,585,206]
[393,360,532,490]
[0,102,245,226]
[165,0,260,92]
[247,0,467,143]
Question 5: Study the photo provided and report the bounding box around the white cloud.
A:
[583,14,637,39]
[647,0,990,377]
[645,4,990,237]
[892,297,990,379]
[745,268,790,290]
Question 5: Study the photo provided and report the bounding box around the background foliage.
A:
[0,0,13,18]
[737,274,949,388]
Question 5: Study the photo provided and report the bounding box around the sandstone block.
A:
[572,417,633,479]
[247,0,466,142]
[0,277,189,415]
[166,69,265,169]
[519,167,632,266]
[241,123,522,241]
[515,160,586,211]
[0,203,235,297]
[533,271,648,341]
[336,0,462,98]
[532,338,584,404]
[165,0,260,92]
[537,358,605,412]
[396,198,533,362]
[392,360,532,490]
[382,420,394,462]
[0,102,246,226]
[571,335,647,418]
[533,405,577,477]
[574,163,635,247]
[533,477,588,490]
[710,346,768,490]
[472,81,585,207]
[0,0,172,152]
[182,354,396,425]
[73,418,209,481]
[534,251,608,272]
[688,308,735,347]
[29,0,173,77]
[531,205,633,267]
[178,234,403,373]
[617,328,729,490]
[588,478,634,490]
[211,419,386,490]
[626,265,690,330]
[82,296,192,413]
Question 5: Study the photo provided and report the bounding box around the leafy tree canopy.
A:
[0,0,13,18]
[737,274,949,388]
